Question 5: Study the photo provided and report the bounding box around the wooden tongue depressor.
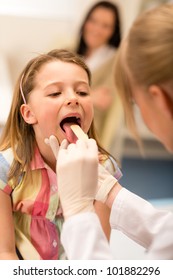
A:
[70,124,88,140]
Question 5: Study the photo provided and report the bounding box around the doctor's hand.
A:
[46,135,122,215]
[50,137,99,220]
[44,135,61,158]
[96,163,122,203]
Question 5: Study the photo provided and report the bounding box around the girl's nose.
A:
[65,92,79,106]
[66,99,79,106]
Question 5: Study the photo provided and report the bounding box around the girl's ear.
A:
[20,104,37,124]
[148,85,173,119]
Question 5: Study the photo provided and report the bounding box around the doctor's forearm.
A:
[61,212,113,260]
[108,188,172,249]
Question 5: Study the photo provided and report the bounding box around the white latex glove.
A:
[44,135,61,157]
[49,136,99,220]
[46,135,119,211]
[96,164,118,203]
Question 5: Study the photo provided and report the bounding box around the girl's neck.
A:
[43,155,56,173]
[36,138,56,173]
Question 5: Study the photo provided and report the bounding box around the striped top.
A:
[0,147,122,260]
[0,147,65,260]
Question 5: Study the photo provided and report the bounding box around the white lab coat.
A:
[61,188,173,259]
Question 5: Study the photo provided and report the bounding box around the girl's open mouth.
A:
[60,116,81,143]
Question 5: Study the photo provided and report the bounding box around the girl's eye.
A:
[77,91,89,96]
[49,92,61,97]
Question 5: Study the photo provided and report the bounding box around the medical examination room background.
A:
[0,0,173,259]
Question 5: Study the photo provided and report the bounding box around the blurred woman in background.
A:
[75,1,123,152]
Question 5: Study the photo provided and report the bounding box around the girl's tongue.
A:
[63,123,78,143]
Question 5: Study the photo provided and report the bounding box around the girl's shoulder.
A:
[0,148,14,180]
[0,147,14,165]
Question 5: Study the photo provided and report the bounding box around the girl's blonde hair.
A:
[0,49,111,185]
[115,3,173,139]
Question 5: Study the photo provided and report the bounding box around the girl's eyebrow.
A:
[43,80,90,90]
[42,81,61,90]
[74,81,90,88]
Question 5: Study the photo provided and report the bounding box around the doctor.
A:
[49,137,173,260]
[48,3,173,259]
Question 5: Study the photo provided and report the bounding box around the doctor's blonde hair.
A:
[115,3,173,140]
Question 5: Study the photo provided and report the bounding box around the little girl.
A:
[0,49,122,260]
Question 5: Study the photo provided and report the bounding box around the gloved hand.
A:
[46,135,120,214]
[44,135,61,157]
[96,163,119,203]
[48,136,99,220]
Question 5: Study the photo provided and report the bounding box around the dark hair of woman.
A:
[76,1,121,56]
